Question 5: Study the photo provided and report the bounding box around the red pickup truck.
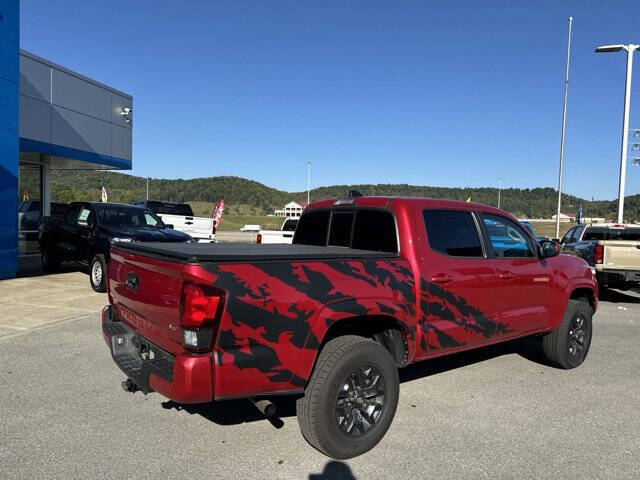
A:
[102,196,597,459]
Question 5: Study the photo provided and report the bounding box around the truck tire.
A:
[89,254,107,293]
[541,299,593,369]
[41,247,60,273]
[296,335,399,459]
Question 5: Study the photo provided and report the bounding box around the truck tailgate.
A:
[600,240,640,271]
[159,213,214,238]
[108,247,184,354]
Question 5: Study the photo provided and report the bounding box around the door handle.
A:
[430,274,453,284]
[499,272,516,281]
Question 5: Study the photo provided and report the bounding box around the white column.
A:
[617,45,637,224]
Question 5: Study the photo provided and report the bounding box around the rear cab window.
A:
[583,226,640,241]
[294,208,398,252]
[282,219,298,231]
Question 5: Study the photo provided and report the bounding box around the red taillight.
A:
[182,283,223,328]
[257,233,262,244]
[594,244,604,264]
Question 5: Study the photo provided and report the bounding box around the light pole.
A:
[146,177,149,200]
[556,17,573,240]
[595,43,640,223]
[307,160,311,205]
[497,176,502,210]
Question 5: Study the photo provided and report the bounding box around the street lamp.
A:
[595,43,640,223]
[307,160,312,205]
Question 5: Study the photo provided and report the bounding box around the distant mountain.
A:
[49,170,640,221]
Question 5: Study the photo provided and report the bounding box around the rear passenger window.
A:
[63,205,80,225]
[329,211,354,247]
[423,210,483,257]
[294,210,330,246]
[352,210,397,252]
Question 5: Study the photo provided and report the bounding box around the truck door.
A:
[57,203,81,259]
[479,213,554,335]
[75,204,95,262]
[418,209,503,356]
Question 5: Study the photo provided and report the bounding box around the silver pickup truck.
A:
[561,223,640,290]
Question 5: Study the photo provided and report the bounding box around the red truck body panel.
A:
[104,196,597,403]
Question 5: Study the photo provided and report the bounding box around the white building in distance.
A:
[275,201,306,218]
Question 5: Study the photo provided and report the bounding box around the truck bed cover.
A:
[114,242,399,263]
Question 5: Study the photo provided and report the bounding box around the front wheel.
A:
[541,299,593,369]
[296,335,399,459]
[89,254,107,293]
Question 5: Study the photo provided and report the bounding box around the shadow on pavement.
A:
[399,336,548,383]
[309,461,357,479]
[161,337,548,427]
[598,287,640,304]
[161,395,300,428]
[17,255,86,278]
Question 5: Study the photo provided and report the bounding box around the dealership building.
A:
[0,1,133,279]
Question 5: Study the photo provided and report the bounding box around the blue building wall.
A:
[0,0,19,279]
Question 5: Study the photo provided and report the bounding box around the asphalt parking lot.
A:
[1,273,639,480]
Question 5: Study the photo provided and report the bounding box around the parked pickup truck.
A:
[134,200,216,243]
[102,195,597,459]
[561,223,640,290]
[40,202,192,292]
[256,217,299,244]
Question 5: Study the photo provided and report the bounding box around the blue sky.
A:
[19,0,640,199]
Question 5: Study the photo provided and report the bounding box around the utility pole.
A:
[497,176,502,209]
[556,16,573,240]
[146,177,149,200]
[307,160,311,205]
[595,42,640,223]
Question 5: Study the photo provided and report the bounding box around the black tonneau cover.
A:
[114,242,399,263]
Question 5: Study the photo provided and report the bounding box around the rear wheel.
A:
[41,247,60,273]
[89,254,107,293]
[541,299,593,369]
[296,335,399,459]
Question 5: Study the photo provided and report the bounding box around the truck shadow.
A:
[598,287,640,304]
[160,337,547,428]
[308,461,357,479]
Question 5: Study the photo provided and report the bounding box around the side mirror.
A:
[165,224,174,229]
[540,240,561,258]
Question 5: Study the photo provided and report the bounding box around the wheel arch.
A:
[315,314,411,368]
[568,286,596,312]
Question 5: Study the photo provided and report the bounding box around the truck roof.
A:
[584,223,640,229]
[306,196,508,215]
[70,201,146,208]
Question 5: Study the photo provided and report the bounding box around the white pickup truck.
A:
[134,201,215,243]
[256,217,298,244]
[561,223,640,290]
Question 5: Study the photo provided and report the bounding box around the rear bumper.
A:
[101,305,213,403]
[595,269,640,287]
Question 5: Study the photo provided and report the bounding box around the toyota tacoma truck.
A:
[560,223,640,290]
[102,195,597,459]
[40,202,192,292]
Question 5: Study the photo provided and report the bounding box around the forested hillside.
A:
[49,170,640,221]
